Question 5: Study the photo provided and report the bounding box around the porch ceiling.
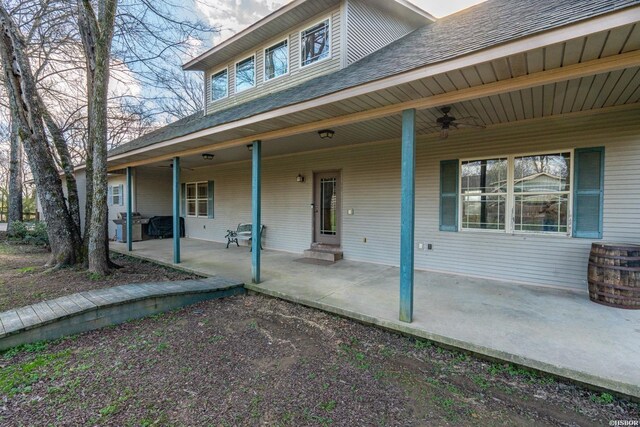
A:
[107,23,640,171]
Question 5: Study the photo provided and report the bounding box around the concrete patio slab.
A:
[111,238,640,398]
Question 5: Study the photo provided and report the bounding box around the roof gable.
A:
[183,0,434,71]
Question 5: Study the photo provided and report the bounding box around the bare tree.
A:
[0,4,80,266]
[77,0,118,275]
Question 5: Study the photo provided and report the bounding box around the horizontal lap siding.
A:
[346,0,418,65]
[135,168,173,217]
[205,8,342,116]
[169,107,640,290]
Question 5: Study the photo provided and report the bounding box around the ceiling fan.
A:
[432,106,485,139]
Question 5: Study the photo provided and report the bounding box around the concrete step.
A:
[304,248,343,262]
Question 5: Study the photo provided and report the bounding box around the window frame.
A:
[234,54,257,93]
[210,67,229,103]
[299,17,332,69]
[458,149,574,236]
[263,37,290,83]
[110,185,122,206]
[459,156,509,232]
[185,181,209,218]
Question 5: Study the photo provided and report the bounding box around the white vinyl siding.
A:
[106,167,173,240]
[345,0,420,65]
[171,107,639,290]
[205,7,342,115]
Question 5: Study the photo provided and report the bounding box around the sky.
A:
[195,0,486,44]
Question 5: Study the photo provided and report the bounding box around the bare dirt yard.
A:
[0,240,197,311]
[0,240,638,426]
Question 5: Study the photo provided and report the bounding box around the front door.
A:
[313,171,340,246]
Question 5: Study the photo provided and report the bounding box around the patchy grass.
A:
[0,295,637,426]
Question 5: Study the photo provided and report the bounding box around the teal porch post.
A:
[400,109,416,323]
[172,157,181,264]
[252,140,262,283]
[126,167,133,252]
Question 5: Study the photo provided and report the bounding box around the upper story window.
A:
[211,68,228,101]
[264,39,289,81]
[236,56,256,93]
[301,18,330,67]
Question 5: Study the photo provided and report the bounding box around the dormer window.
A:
[264,39,289,81]
[211,68,228,101]
[236,56,256,93]
[301,18,330,67]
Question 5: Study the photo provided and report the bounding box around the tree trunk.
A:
[77,0,118,275]
[7,111,23,233]
[42,105,82,244]
[0,5,79,266]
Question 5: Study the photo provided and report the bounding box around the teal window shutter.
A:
[118,184,124,206]
[207,181,214,219]
[440,159,459,232]
[573,147,604,239]
[180,183,186,217]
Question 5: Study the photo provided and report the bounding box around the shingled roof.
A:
[109,0,640,157]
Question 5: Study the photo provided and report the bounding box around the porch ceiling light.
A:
[318,129,335,140]
[202,153,215,160]
[246,144,253,152]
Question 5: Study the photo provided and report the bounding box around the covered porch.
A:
[111,238,640,398]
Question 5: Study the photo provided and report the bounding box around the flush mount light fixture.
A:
[202,153,215,160]
[318,129,335,139]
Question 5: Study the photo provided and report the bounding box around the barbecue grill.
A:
[112,212,150,243]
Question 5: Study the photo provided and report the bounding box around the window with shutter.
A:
[184,181,211,218]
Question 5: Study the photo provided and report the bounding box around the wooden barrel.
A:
[588,243,640,309]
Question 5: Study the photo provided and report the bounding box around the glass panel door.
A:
[314,172,340,245]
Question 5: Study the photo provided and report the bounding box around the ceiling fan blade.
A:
[453,122,486,129]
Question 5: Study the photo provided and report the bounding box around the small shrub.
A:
[8,221,49,246]
[591,392,615,405]
[7,221,28,240]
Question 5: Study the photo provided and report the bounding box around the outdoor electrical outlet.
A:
[418,243,424,250]
[428,244,433,250]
